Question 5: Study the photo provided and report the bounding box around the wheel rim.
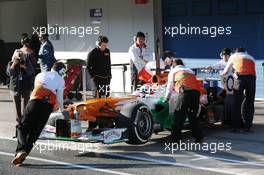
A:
[137,110,152,136]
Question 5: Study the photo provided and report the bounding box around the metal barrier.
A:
[82,65,87,101]
[111,63,129,95]
[81,63,129,100]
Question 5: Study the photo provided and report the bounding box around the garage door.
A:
[162,0,264,59]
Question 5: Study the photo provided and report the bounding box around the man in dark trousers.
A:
[165,59,204,143]
[87,36,112,98]
[12,62,66,166]
[7,39,35,138]
[221,48,256,133]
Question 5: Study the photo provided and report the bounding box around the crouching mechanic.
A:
[12,62,66,166]
[165,59,204,143]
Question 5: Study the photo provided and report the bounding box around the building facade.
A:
[0,0,263,96]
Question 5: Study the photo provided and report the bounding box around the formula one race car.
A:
[40,39,233,144]
[40,66,233,145]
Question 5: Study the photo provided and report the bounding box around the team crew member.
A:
[129,32,153,91]
[7,42,35,123]
[221,48,256,132]
[163,50,176,70]
[165,59,204,143]
[208,48,231,70]
[87,36,111,98]
[12,62,66,166]
[38,34,56,72]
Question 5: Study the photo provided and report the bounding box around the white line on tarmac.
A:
[190,157,208,161]
[0,136,245,175]
[97,151,244,175]
[191,155,208,161]
[4,136,264,168]
[0,151,135,175]
[1,136,264,174]
[189,153,264,167]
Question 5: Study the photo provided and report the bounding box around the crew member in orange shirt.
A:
[221,48,256,133]
[165,58,205,143]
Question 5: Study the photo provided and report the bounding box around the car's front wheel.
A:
[118,103,153,144]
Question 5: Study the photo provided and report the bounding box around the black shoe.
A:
[240,122,246,129]
[230,129,240,134]
[168,135,181,144]
[243,128,254,133]
[194,138,204,144]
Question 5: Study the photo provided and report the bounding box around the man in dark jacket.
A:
[38,34,56,72]
[7,49,34,122]
[87,36,112,98]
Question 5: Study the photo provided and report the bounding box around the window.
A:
[218,0,239,15]
[192,0,212,16]
[168,2,187,17]
[246,0,264,14]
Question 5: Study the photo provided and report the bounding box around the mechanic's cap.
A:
[52,62,66,77]
[220,48,231,56]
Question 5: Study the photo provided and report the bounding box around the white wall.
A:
[47,0,155,60]
[0,0,47,42]
[153,0,163,52]
[46,0,156,93]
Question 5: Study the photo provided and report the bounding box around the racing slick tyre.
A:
[118,103,153,144]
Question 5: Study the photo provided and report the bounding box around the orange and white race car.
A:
[41,62,233,145]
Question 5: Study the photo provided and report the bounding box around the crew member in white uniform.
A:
[12,62,65,166]
[208,48,231,70]
[129,32,153,91]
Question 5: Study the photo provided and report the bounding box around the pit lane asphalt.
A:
[1,86,264,175]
